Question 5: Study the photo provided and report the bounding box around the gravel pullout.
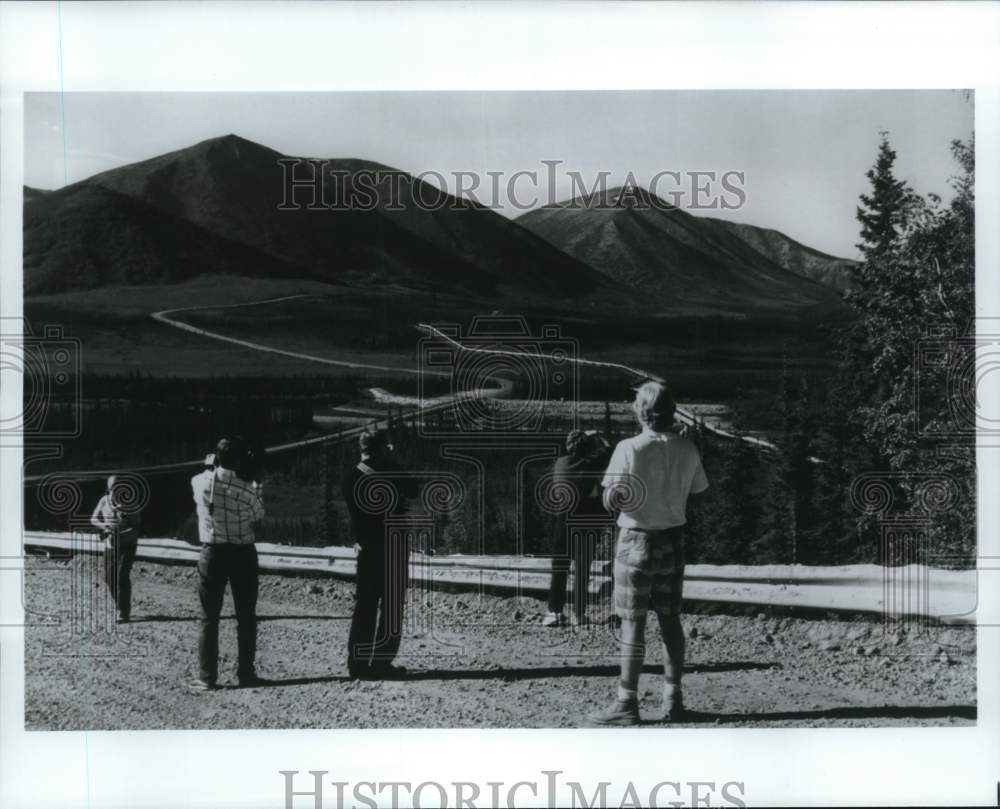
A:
[24,556,975,730]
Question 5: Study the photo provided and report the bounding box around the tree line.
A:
[694,131,976,568]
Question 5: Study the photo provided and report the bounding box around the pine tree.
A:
[755,374,815,564]
[816,132,918,560]
[706,435,761,565]
[855,133,917,269]
[807,389,858,564]
[786,380,817,562]
[821,131,976,564]
[843,132,923,431]
[317,445,338,546]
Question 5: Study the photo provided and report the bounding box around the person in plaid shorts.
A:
[588,381,708,726]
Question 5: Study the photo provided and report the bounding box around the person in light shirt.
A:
[188,437,265,691]
[588,381,708,726]
[90,475,142,624]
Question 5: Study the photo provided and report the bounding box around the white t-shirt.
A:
[601,429,709,530]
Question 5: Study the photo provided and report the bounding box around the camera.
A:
[582,430,611,462]
[1,319,81,440]
[207,437,266,483]
[417,315,580,437]
[239,441,266,484]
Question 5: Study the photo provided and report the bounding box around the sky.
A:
[24,90,974,260]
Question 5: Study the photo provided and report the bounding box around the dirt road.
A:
[153,295,436,375]
[24,556,975,730]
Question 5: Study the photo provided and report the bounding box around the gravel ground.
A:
[24,556,975,730]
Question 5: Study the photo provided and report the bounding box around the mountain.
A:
[24,134,617,302]
[699,218,856,291]
[23,183,318,292]
[516,187,846,316]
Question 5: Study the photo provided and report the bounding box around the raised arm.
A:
[601,484,617,514]
[245,483,265,523]
[90,496,108,531]
[600,441,631,514]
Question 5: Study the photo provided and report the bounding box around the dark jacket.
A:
[342,460,418,549]
[552,454,607,516]
[548,451,610,550]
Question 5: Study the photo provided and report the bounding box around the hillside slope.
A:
[701,217,856,290]
[25,135,617,304]
[517,187,847,316]
[23,183,315,293]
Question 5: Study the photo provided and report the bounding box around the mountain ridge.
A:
[516,185,846,316]
[24,134,621,305]
[25,135,849,318]
[699,217,856,290]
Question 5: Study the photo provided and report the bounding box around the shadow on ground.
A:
[129,614,351,623]
[639,704,977,725]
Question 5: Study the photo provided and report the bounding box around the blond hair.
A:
[632,380,676,432]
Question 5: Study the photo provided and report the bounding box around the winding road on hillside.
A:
[415,321,782,453]
[157,295,784,452]
[28,293,783,483]
[152,294,443,375]
[25,297,490,481]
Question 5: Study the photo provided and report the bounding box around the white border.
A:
[1,2,998,807]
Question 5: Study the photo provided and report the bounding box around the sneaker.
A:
[586,697,640,727]
[188,678,218,692]
[369,662,408,680]
[541,612,564,627]
[237,673,270,688]
[115,611,130,624]
[663,690,687,722]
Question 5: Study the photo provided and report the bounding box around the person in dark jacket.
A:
[542,429,611,628]
[343,429,418,679]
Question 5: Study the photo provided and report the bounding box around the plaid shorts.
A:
[613,526,685,620]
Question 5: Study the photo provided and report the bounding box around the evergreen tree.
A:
[705,435,761,565]
[318,445,338,546]
[822,131,975,564]
[753,360,819,564]
[816,132,921,561]
[807,389,858,564]
[842,132,923,440]
[855,133,918,268]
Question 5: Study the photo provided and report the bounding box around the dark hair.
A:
[358,430,390,454]
[214,437,246,470]
[564,429,588,457]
